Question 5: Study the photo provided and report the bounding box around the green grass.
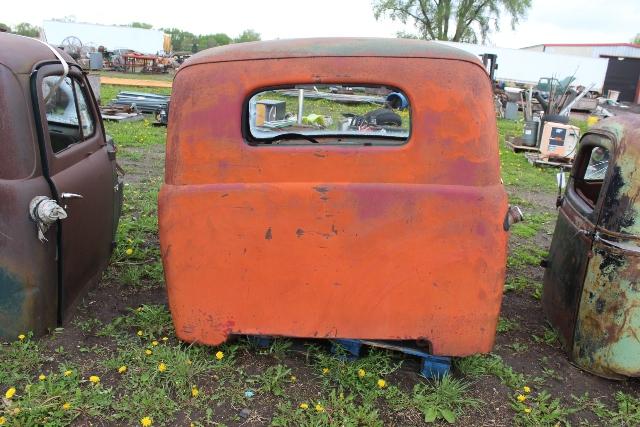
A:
[99,71,175,82]
[510,212,555,238]
[508,246,548,269]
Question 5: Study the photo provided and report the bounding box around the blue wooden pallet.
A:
[331,339,451,379]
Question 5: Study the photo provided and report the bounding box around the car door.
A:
[543,133,613,349]
[34,64,116,317]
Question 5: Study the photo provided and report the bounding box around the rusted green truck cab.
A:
[543,115,640,379]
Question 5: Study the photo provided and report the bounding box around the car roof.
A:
[0,32,76,74]
[182,37,483,69]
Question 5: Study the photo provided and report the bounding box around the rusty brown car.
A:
[0,33,123,339]
[543,114,640,379]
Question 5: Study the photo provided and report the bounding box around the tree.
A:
[234,29,261,43]
[198,33,232,49]
[373,0,531,43]
[161,27,197,52]
[633,33,640,45]
[13,22,39,38]
[130,22,153,29]
[0,23,10,33]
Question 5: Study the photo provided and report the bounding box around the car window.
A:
[247,84,410,145]
[42,75,95,153]
[574,144,610,208]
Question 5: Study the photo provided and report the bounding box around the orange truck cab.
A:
[160,38,512,357]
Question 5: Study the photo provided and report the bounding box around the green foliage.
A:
[511,390,578,426]
[129,22,153,29]
[234,29,261,43]
[511,212,554,238]
[508,245,547,269]
[255,364,291,397]
[592,391,640,425]
[412,376,482,423]
[455,354,527,389]
[0,333,42,385]
[13,22,39,37]
[532,326,559,347]
[373,0,532,43]
[497,316,519,333]
[504,276,531,293]
[0,369,113,426]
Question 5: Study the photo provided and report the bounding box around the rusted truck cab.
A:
[0,33,123,339]
[160,38,511,356]
[543,115,640,378]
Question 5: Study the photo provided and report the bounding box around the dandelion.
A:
[357,368,366,378]
[126,248,134,256]
[290,375,297,383]
[62,402,71,410]
[322,367,330,375]
[145,349,153,356]
[191,386,199,397]
[137,330,144,336]
[524,407,532,414]
[141,416,153,426]
[136,307,143,312]
[18,334,26,341]
[299,402,309,410]
[523,386,531,394]
[185,359,192,365]
[38,374,46,381]
[162,337,168,342]
[64,370,73,377]
[5,387,16,399]
[89,375,100,384]
[517,394,526,402]
[0,416,5,425]
[377,379,386,388]
[152,341,159,347]
[315,403,324,412]
[118,366,127,374]
[215,351,224,360]
[158,363,167,373]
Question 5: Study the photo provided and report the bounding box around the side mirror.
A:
[556,172,567,208]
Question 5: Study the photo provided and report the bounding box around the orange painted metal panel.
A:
[160,39,508,355]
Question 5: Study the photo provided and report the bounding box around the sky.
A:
[2,0,638,49]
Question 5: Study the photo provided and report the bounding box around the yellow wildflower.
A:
[64,370,73,377]
[118,366,127,374]
[290,375,297,383]
[315,403,324,412]
[141,416,153,426]
[158,363,167,372]
[377,379,386,388]
[137,330,143,336]
[162,337,168,342]
[38,374,46,381]
[11,408,20,415]
[299,402,309,410]
[18,334,26,341]
[145,349,153,355]
[523,386,531,393]
[62,402,71,410]
[5,387,16,399]
[185,359,192,365]
[322,367,330,375]
[152,341,159,347]
[126,248,134,256]
[191,386,199,398]
[357,368,366,378]
[89,375,100,384]
[0,416,5,425]
[517,394,526,402]
[524,407,532,414]
[215,351,224,360]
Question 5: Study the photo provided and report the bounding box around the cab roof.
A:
[0,32,75,74]
[183,37,483,68]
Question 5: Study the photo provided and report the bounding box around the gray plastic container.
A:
[522,120,539,147]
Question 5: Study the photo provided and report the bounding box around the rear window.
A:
[247,84,410,145]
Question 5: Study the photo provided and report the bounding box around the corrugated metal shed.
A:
[42,21,165,54]
[434,41,609,91]
[522,43,640,59]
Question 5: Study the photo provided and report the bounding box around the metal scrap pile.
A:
[109,91,170,114]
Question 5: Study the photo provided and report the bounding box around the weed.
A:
[255,364,292,397]
[508,245,548,269]
[533,326,559,347]
[511,212,555,238]
[99,304,172,341]
[592,391,640,425]
[506,342,529,353]
[0,334,42,385]
[497,317,519,333]
[504,276,530,293]
[412,375,482,424]
[512,390,578,426]
[454,354,527,389]
[531,282,543,300]
[72,317,103,334]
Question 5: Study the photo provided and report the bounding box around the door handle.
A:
[60,192,84,199]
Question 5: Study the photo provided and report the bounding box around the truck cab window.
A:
[574,145,610,207]
[42,76,95,153]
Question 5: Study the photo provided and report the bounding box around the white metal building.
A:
[41,21,165,55]
[521,43,640,103]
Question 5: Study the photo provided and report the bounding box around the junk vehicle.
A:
[0,33,123,339]
[159,38,521,356]
[543,114,640,379]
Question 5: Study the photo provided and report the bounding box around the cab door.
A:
[543,133,613,349]
[34,64,116,318]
